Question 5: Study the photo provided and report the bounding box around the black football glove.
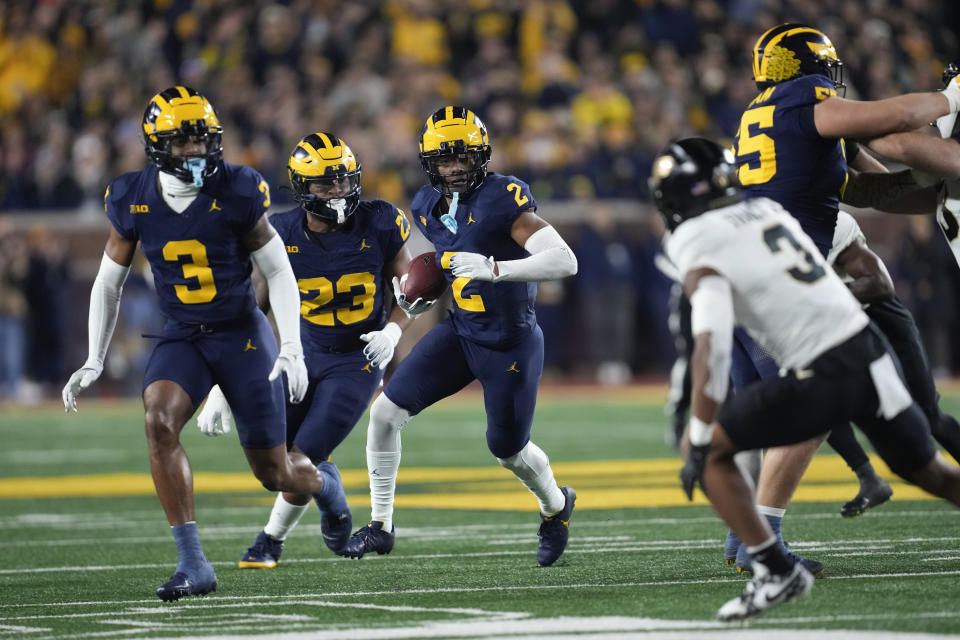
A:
[680,444,710,501]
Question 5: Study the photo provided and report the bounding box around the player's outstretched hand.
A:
[196,384,233,436]
[269,350,308,404]
[450,252,496,281]
[391,275,437,317]
[680,444,710,501]
[360,322,402,370]
[62,365,102,413]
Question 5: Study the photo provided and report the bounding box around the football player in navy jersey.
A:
[194,132,418,568]
[343,106,579,566]
[725,24,960,574]
[61,87,338,601]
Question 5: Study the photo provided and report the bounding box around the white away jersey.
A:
[826,211,865,267]
[665,197,869,370]
[937,180,960,270]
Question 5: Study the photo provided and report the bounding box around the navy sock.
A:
[315,461,349,515]
[171,522,209,576]
[750,537,794,575]
[763,513,783,542]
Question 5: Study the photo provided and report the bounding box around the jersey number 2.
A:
[763,224,826,284]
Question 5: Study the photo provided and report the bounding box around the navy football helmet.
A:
[649,138,739,231]
[752,24,844,94]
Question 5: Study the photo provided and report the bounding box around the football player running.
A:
[195,133,419,567]
[653,137,960,621]
[61,87,333,601]
[344,106,579,566]
[724,23,960,573]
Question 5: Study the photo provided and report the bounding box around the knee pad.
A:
[367,393,411,452]
[497,441,550,480]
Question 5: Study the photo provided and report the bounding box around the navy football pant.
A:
[384,317,544,459]
[286,347,384,462]
[142,310,286,449]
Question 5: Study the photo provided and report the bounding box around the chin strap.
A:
[440,192,460,234]
[329,198,347,225]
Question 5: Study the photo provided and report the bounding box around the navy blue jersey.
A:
[410,173,538,348]
[269,200,408,352]
[105,162,269,323]
[733,75,847,256]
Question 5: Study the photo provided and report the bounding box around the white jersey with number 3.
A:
[665,197,869,370]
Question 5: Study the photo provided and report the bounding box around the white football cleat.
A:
[717,560,814,622]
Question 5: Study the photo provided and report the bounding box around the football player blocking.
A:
[344,106,579,565]
[196,132,419,570]
[61,87,344,601]
[652,138,960,622]
[721,22,960,575]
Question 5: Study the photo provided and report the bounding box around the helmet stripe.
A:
[316,132,335,150]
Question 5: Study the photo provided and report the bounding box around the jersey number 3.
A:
[163,240,217,304]
[763,224,826,284]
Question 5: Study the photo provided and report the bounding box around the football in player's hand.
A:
[401,252,447,302]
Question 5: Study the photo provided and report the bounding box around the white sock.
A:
[367,449,401,532]
[263,494,309,541]
[497,441,565,515]
[365,393,410,533]
[757,504,786,519]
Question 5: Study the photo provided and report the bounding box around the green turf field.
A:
[1,385,959,639]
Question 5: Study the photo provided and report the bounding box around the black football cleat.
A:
[343,521,395,559]
[840,478,893,518]
[156,568,217,602]
[238,530,283,569]
[537,486,576,567]
[736,543,825,578]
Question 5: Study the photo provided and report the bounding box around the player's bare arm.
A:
[833,237,895,304]
[814,92,954,139]
[862,131,960,178]
[385,244,416,332]
[104,226,137,266]
[241,214,278,252]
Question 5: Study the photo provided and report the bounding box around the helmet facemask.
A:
[291,170,362,225]
[287,132,362,226]
[420,145,490,199]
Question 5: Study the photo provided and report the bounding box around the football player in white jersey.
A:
[651,138,960,622]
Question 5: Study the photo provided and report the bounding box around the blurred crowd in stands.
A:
[1,0,959,402]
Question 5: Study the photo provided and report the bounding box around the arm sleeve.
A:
[250,233,303,357]
[85,253,131,371]
[493,225,578,282]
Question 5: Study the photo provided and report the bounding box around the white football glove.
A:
[450,252,497,281]
[196,384,233,437]
[938,64,960,138]
[268,347,308,404]
[391,275,437,317]
[62,365,102,412]
[942,69,960,114]
[359,322,402,370]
